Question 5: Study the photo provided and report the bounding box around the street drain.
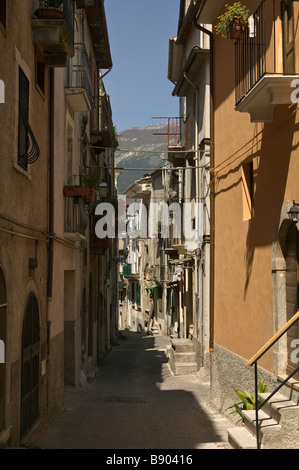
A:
[104,396,146,404]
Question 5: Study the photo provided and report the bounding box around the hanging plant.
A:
[215,2,250,39]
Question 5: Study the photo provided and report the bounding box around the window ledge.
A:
[13,161,32,180]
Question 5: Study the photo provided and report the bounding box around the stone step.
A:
[277,374,299,403]
[259,392,298,422]
[171,351,197,363]
[242,409,280,436]
[227,426,257,449]
[171,338,195,353]
[173,361,198,376]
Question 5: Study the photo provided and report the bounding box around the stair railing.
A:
[246,310,299,449]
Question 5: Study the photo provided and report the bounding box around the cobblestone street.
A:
[32,331,232,450]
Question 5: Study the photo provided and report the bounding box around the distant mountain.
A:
[116,124,169,194]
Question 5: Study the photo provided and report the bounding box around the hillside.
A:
[116,124,169,194]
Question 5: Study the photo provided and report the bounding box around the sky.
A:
[104,0,181,132]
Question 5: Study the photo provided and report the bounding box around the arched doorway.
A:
[0,268,7,433]
[272,201,299,377]
[285,223,299,376]
[20,294,40,437]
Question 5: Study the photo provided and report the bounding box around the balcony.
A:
[153,264,176,283]
[65,43,93,112]
[235,0,299,122]
[122,263,139,278]
[64,196,88,236]
[152,117,185,165]
[90,91,117,148]
[32,0,74,67]
[90,214,112,255]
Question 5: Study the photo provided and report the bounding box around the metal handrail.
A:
[246,310,299,449]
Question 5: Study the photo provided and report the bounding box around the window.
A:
[18,67,30,170]
[242,160,254,220]
[35,46,45,95]
[0,0,6,32]
[18,66,40,170]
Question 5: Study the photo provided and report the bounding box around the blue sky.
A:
[104,0,180,132]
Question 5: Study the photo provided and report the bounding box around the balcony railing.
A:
[65,197,88,235]
[152,117,183,148]
[66,43,93,111]
[235,0,299,121]
[90,92,116,146]
[235,0,266,105]
[153,264,175,283]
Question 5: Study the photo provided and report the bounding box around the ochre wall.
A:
[213,0,299,372]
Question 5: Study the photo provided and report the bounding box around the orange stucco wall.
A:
[213,0,299,372]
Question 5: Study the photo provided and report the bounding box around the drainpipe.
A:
[192,20,215,374]
[47,68,55,325]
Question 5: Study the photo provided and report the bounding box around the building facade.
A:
[199,0,299,448]
[166,0,211,373]
[0,0,117,447]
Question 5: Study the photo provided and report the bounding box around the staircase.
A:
[168,338,198,376]
[228,376,299,449]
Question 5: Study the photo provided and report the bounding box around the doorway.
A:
[0,267,7,433]
[20,294,40,438]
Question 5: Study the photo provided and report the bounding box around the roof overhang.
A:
[172,46,209,97]
[168,37,184,84]
[195,0,223,24]
[85,0,112,69]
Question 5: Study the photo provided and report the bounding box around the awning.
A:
[146,285,158,290]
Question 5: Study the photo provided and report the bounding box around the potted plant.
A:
[35,0,64,19]
[215,2,250,39]
[228,380,267,424]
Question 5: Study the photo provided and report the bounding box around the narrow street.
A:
[32,331,232,450]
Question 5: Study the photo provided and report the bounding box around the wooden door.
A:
[21,294,40,437]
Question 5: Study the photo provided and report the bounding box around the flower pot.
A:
[64,186,96,202]
[35,7,64,19]
[229,17,246,39]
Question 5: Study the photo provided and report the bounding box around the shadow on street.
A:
[33,331,231,449]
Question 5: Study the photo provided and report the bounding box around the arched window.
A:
[21,294,40,437]
[0,268,7,432]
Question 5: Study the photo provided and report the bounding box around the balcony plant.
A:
[35,0,64,19]
[215,2,250,39]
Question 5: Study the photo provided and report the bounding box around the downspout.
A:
[47,70,54,317]
[192,20,215,373]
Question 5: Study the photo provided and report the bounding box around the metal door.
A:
[20,294,40,437]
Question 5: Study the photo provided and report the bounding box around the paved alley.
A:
[31,331,232,450]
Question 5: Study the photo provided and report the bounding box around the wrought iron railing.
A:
[66,43,93,105]
[235,0,266,105]
[91,92,114,137]
[246,310,299,449]
[152,117,183,148]
[153,264,175,283]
